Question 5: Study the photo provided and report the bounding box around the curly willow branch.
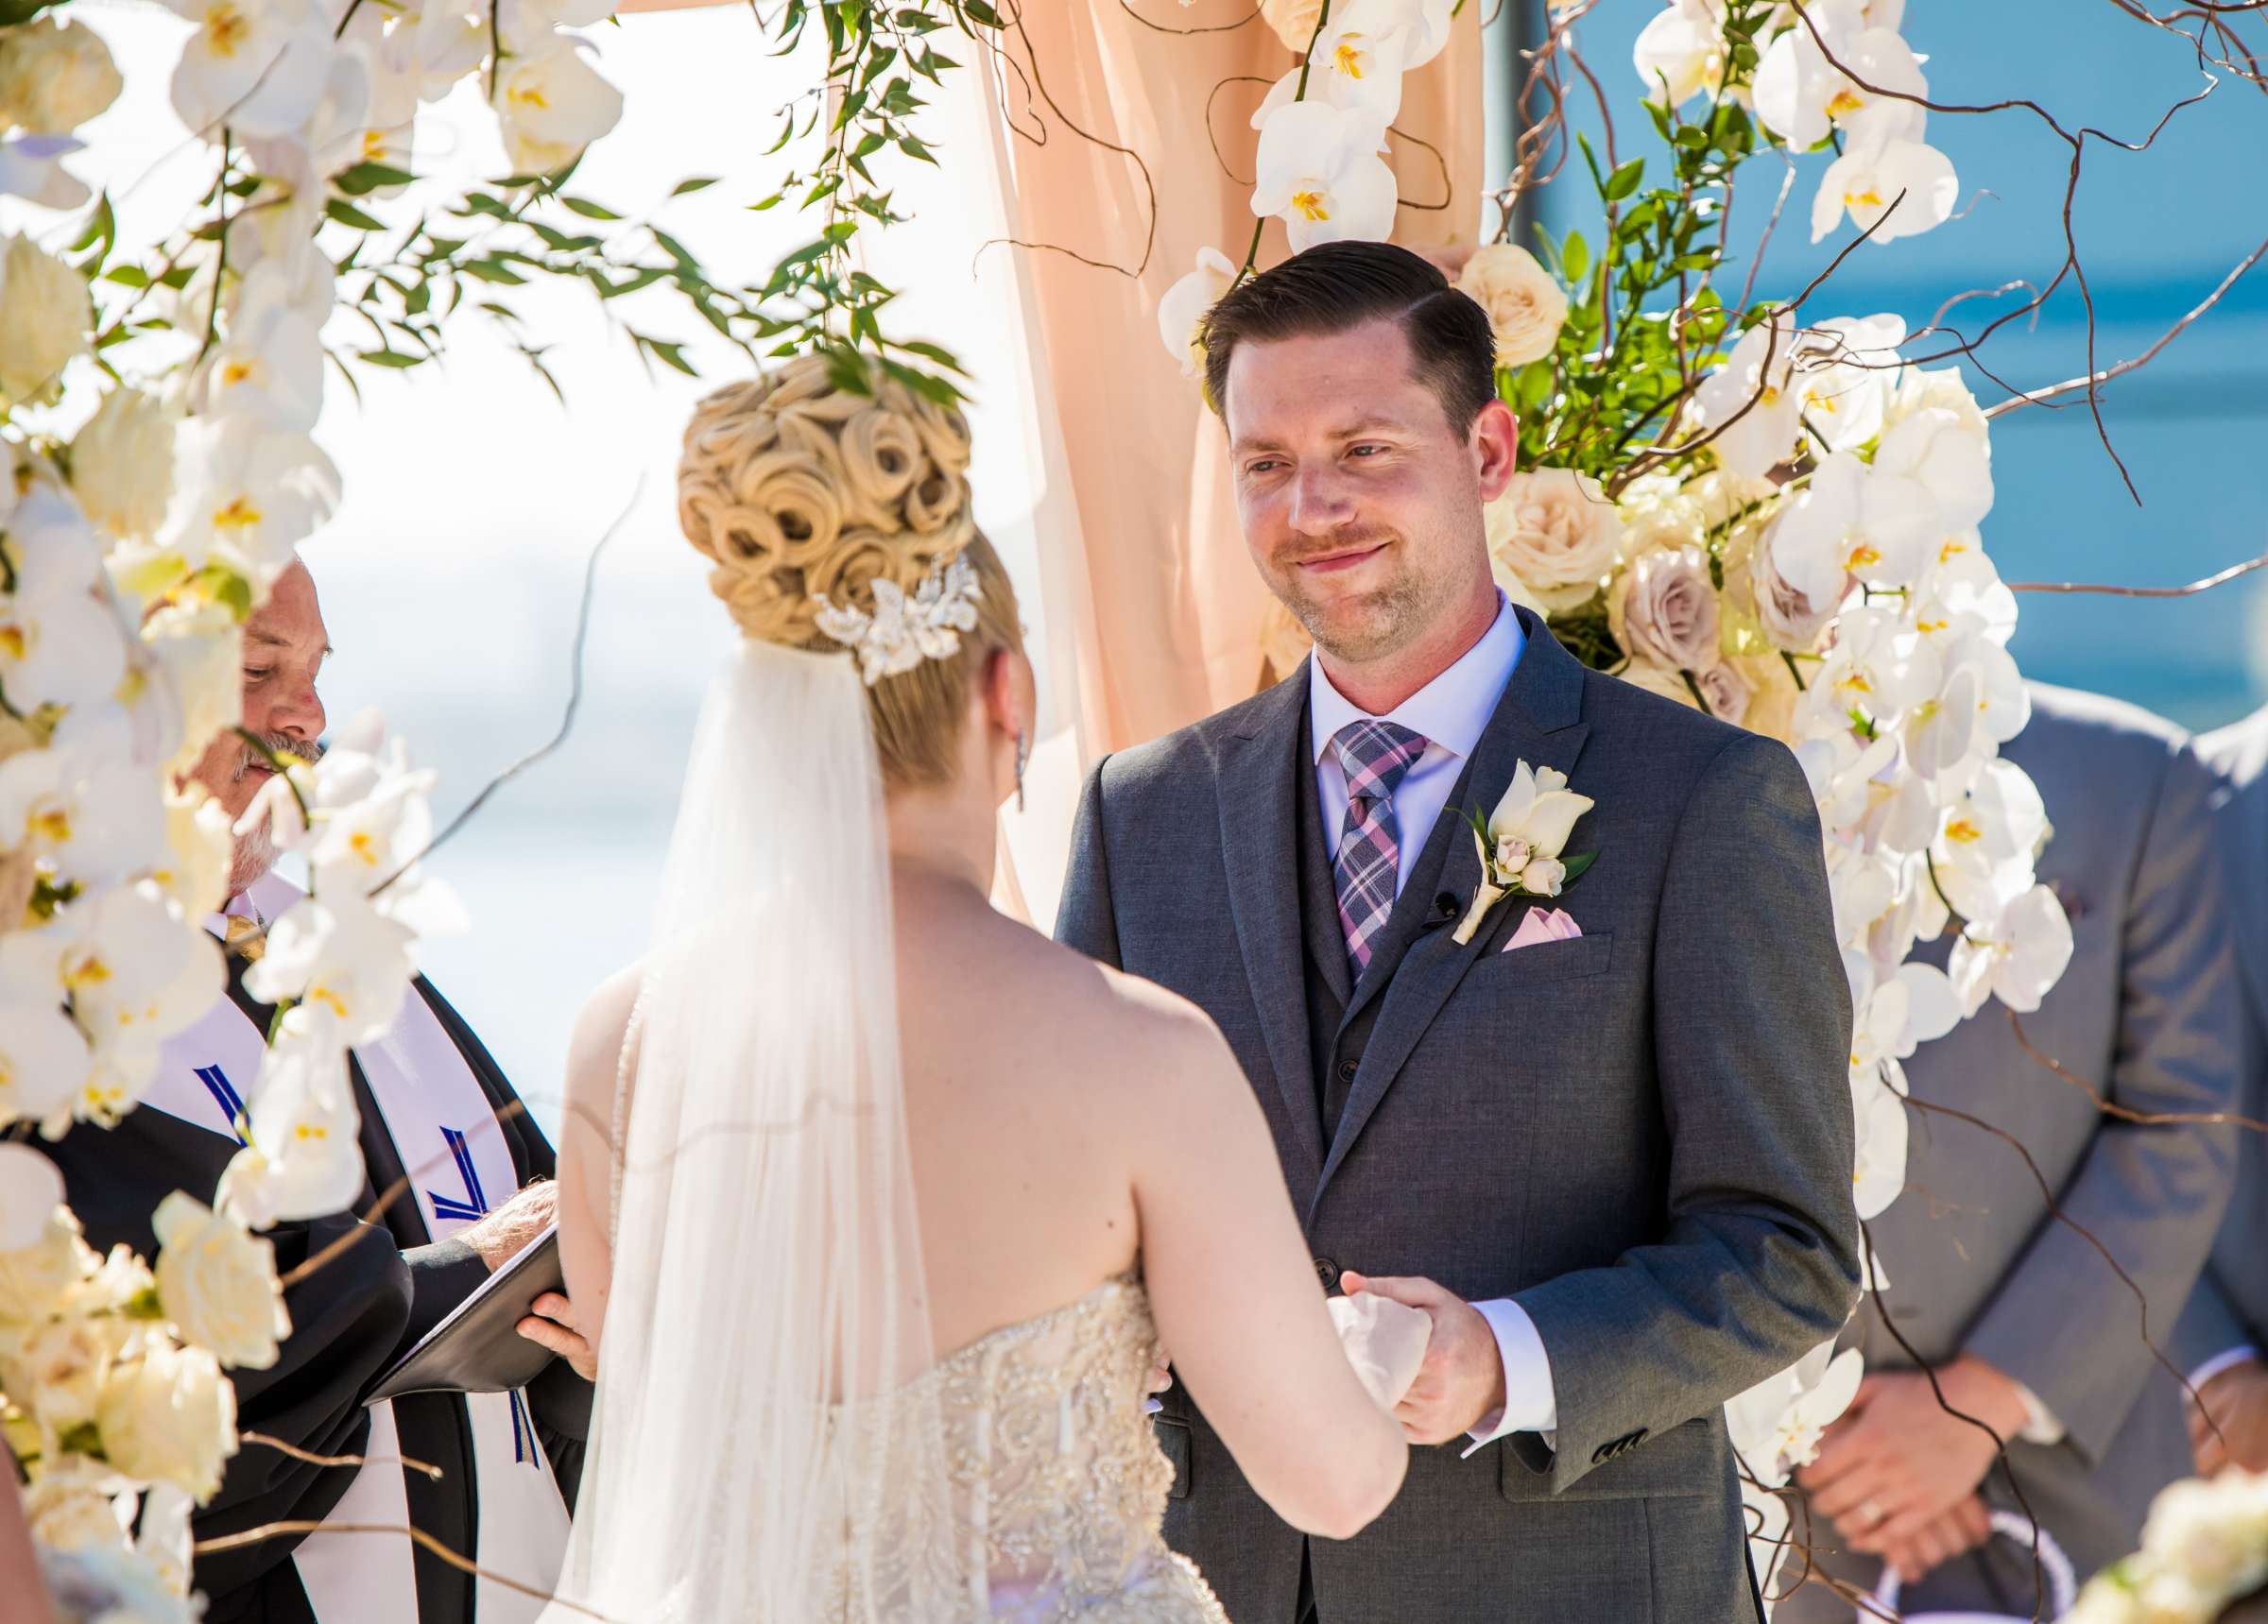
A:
[192,1522,616,1620]
[239,1432,444,1480]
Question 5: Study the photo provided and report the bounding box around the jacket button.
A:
[1337,1059,1359,1083]
[1591,1443,1614,1465]
[1628,1428,1647,1447]
[1313,1256,1340,1292]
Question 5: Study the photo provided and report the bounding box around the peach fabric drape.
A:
[973,0,1486,758]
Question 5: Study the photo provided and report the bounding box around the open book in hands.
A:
[1328,1292,1432,1410]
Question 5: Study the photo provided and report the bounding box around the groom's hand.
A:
[1339,1272,1505,1445]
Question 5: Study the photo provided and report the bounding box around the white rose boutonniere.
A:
[1453,760,1598,945]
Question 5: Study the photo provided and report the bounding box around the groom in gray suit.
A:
[1057,242,1862,1622]
[1775,686,2240,1620]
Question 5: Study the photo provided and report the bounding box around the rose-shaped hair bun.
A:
[677,352,976,650]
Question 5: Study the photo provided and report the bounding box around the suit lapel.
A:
[1217,666,1329,1185]
[1316,613,1594,1200]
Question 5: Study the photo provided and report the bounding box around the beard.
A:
[1272,529,1460,666]
[224,730,324,897]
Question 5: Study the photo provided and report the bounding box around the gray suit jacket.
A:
[1057,609,1862,1623]
[1778,685,2242,1621]
[2174,708,2268,1376]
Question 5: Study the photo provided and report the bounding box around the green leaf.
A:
[101,265,150,289]
[646,337,697,376]
[335,161,416,196]
[325,197,387,231]
[460,258,527,284]
[1558,849,1599,886]
[669,176,721,197]
[1560,231,1589,285]
[1604,157,1645,201]
[560,196,620,220]
[962,0,1002,24]
[356,349,423,368]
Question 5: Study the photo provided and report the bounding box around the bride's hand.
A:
[1337,1271,1504,1446]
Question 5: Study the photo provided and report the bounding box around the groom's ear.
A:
[1471,398,1520,503]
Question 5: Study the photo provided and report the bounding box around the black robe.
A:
[35,954,591,1624]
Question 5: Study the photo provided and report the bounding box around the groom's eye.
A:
[1348,443,1388,458]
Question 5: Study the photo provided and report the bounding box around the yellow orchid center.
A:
[508,82,550,111]
[1826,89,1865,121]
[1838,671,1874,696]
[220,360,254,387]
[1939,538,1969,564]
[32,808,72,845]
[1916,616,1949,633]
[1945,818,1984,845]
[1291,189,1331,224]
[295,1121,330,1142]
[214,496,263,532]
[1845,543,1881,570]
[1333,37,1367,78]
[308,985,351,1019]
[362,129,390,162]
[349,829,381,866]
[1847,187,1885,210]
[0,623,25,660]
[1759,385,1781,407]
[206,3,250,55]
[65,952,109,989]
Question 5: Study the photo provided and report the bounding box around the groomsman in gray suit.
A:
[1777,687,2241,1620]
[2177,705,2268,1478]
[1057,242,1862,1622]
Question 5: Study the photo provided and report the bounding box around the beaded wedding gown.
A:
[820,1273,1228,1622]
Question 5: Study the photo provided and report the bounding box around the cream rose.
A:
[1520,856,1567,897]
[1457,245,1571,369]
[1692,659,1754,727]
[2,1314,124,1436]
[0,234,92,408]
[23,1457,131,1553]
[1486,467,1624,611]
[1752,516,1841,653]
[0,15,123,135]
[152,1193,289,1371]
[1734,651,1800,743]
[70,386,182,544]
[1612,545,1721,673]
[95,1342,238,1502]
[0,1208,97,1329]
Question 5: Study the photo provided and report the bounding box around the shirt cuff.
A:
[2189,1345,2265,1395]
[1461,1297,1557,1458]
[2012,1379,2065,1446]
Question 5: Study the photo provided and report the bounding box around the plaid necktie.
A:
[1329,718,1430,982]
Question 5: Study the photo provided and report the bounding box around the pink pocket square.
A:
[1503,907,1583,952]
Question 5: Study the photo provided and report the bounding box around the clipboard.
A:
[368,1222,563,1403]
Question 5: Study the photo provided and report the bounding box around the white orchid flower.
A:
[165,0,337,141]
[0,746,168,891]
[189,265,326,433]
[1889,363,1988,440]
[1808,603,1943,725]
[1849,1060,1912,1218]
[244,894,418,1050]
[215,1043,366,1226]
[1811,136,1958,245]
[1911,543,2016,646]
[157,416,341,586]
[0,488,129,712]
[1251,100,1397,254]
[1157,246,1238,378]
[1950,883,2074,1016]
[1693,315,1804,480]
[1253,0,1412,128]
[0,1140,66,1244]
[1767,453,1938,611]
[1727,1342,1866,1486]
[492,32,625,177]
[1930,757,2048,920]
[1796,729,1898,832]
[1790,314,1905,453]
[1905,634,2024,784]
[0,1004,93,1138]
[1756,1,1927,149]
[1633,0,1733,108]
[1872,404,1995,531]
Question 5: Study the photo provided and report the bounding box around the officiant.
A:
[36,559,592,1624]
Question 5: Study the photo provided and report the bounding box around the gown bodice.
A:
[822,1273,1229,1623]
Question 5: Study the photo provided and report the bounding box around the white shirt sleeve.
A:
[2011,1379,2066,1446]
[1461,1297,1557,1457]
[2189,1345,2265,1393]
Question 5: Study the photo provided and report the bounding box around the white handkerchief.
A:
[1328,1292,1433,1410]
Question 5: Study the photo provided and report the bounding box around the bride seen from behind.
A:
[541,355,1406,1621]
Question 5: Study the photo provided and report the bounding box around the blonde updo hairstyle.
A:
[678,353,1024,793]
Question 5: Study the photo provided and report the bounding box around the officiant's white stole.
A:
[145,872,570,1624]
